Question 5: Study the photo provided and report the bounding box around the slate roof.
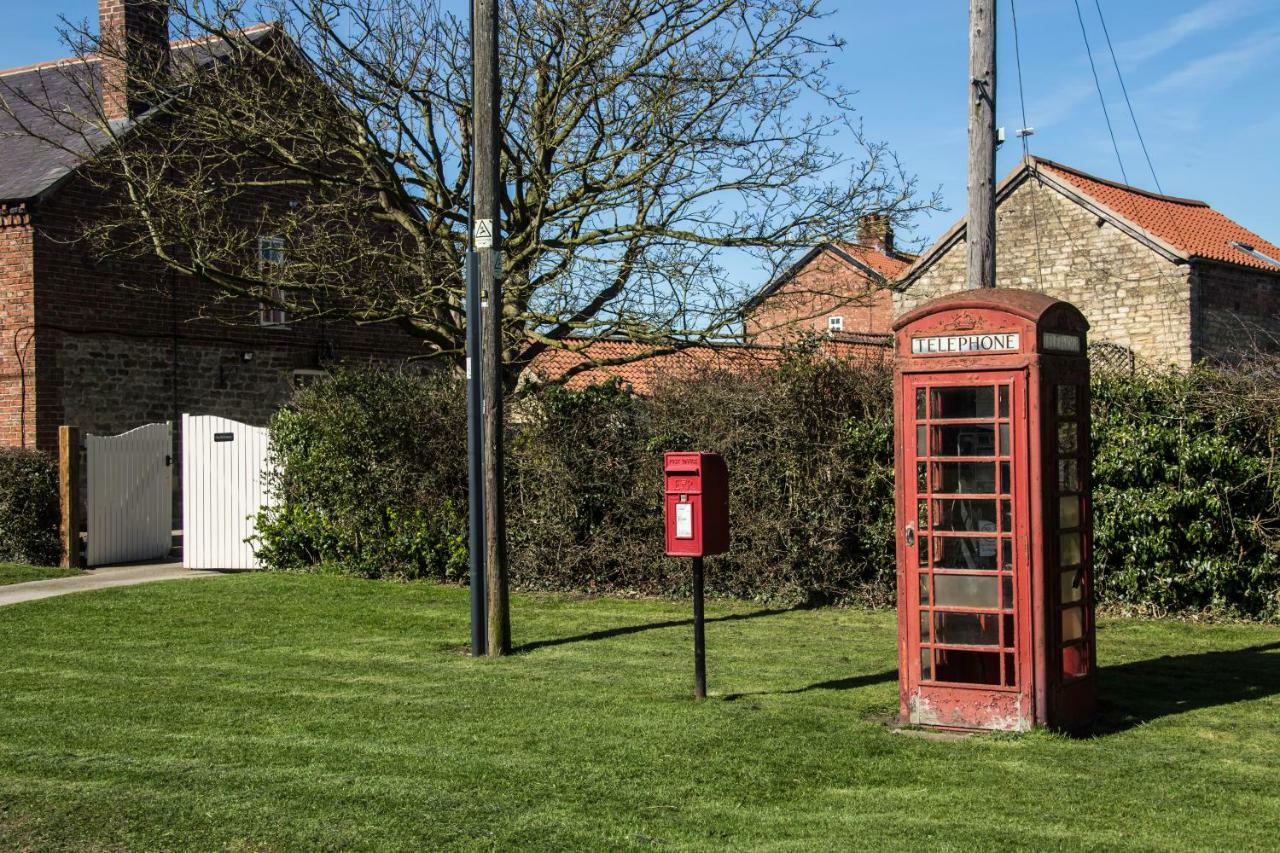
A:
[0,25,275,203]
[529,336,890,395]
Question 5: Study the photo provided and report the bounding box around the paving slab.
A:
[0,562,222,608]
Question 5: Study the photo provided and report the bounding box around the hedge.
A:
[255,356,1280,618]
[0,448,61,566]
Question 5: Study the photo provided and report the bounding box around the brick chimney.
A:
[857,213,894,255]
[99,0,170,122]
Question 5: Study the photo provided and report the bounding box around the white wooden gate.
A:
[182,415,273,570]
[85,423,173,567]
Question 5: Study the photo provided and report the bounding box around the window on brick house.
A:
[258,237,289,326]
[828,315,844,333]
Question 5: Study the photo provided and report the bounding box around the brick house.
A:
[0,1,424,455]
[895,157,1280,367]
[743,214,914,344]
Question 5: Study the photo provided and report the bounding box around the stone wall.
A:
[894,176,1195,368]
[746,247,892,343]
[1193,261,1280,361]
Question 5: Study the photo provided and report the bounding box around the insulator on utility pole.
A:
[967,0,997,290]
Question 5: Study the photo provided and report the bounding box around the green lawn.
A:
[0,563,82,586]
[0,574,1277,851]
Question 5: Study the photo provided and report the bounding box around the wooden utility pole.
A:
[967,0,997,290]
[473,0,510,656]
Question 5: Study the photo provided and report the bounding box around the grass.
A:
[0,563,83,586]
[0,574,1277,851]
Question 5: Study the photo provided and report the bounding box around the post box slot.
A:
[665,474,702,494]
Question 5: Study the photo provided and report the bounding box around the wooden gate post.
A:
[59,426,84,569]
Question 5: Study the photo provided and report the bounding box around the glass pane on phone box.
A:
[916,387,926,419]
[999,423,1010,455]
[1061,568,1083,603]
[918,572,930,604]
[933,424,996,457]
[932,386,994,419]
[932,462,996,494]
[917,462,927,492]
[920,648,933,680]
[1058,421,1078,454]
[1059,495,1080,529]
[1058,459,1080,492]
[998,386,1009,418]
[918,535,929,567]
[999,461,1011,494]
[1060,531,1082,567]
[920,610,931,643]
[932,499,997,532]
[1001,538,1013,571]
[1058,385,1078,417]
[1062,606,1084,642]
[934,574,999,609]
[934,611,1000,646]
[934,536,998,570]
[917,425,927,455]
[1062,644,1089,679]
[1002,574,1014,607]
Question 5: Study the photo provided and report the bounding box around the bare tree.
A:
[7,0,939,387]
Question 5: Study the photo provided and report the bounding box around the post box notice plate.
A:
[675,503,693,539]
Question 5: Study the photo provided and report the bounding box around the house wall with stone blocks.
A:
[894,177,1196,368]
[1193,262,1280,361]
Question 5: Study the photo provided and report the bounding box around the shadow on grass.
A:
[1089,640,1280,735]
[514,607,796,654]
[721,668,898,702]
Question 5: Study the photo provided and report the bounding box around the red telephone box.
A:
[893,289,1097,731]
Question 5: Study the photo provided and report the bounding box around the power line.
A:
[1009,0,1046,291]
[1072,0,1129,185]
[1092,0,1163,193]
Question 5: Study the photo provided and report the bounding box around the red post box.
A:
[664,452,730,557]
[893,289,1097,732]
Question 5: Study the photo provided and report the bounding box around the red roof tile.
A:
[529,337,889,395]
[1035,158,1280,272]
[835,242,915,279]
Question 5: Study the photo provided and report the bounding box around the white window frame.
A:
[827,315,844,333]
[292,369,327,390]
[257,237,290,327]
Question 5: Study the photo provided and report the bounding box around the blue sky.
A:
[3,0,1277,249]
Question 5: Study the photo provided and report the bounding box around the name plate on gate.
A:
[214,432,235,442]
[911,333,1020,355]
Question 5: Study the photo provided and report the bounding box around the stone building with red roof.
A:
[895,157,1280,367]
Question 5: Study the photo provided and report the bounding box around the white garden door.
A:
[182,415,273,570]
[85,423,173,567]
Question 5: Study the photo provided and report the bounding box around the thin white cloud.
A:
[1144,28,1280,94]
[1117,0,1265,66]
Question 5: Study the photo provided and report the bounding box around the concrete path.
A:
[0,562,222,608]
